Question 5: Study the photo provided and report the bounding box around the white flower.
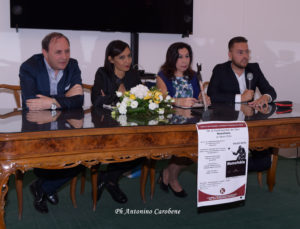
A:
[158,108,165,114]
[122,96,130,104]
[130,100,138,109]
[117,115,127,126]
[116,91,123,97]
[121,97,131,107]
[158,115,165,121]
[112,85,174,124]
[149,102,158,110]
[148,119,158,125]
[130,122,138,126]
[130,84,149,99]
[118,104,127,114]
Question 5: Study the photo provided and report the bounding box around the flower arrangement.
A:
[111,84,174,125]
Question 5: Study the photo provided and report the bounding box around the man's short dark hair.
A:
[228,36,248,51]
[42,32,70,51]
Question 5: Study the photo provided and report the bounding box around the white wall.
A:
[1,0,300,108]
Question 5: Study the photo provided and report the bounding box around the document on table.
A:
[196,121,249,207]
[174,102,204,109]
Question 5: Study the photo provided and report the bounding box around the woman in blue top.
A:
[156,42,210,197]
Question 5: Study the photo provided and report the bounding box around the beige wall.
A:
[1,0,300,108]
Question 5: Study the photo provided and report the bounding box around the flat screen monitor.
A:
[10,0,193,35]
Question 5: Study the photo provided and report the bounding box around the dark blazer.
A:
[207,61,277,103]
[19,54,83,109]
[91,67,141,107]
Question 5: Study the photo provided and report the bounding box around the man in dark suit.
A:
[19,32,84,214]
[207,36,276,173]
[207,36,276,106]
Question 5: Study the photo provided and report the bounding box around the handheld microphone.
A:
[246,72,253,90]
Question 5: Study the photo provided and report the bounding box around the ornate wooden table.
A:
[1,104,300,229]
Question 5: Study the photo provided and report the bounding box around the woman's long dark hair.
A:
[104,40,130,76]
[160,42,195,80]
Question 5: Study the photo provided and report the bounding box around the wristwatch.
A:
[51,110,57,118]
[51,103,57,110]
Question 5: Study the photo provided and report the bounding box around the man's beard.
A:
[232,58,248,69]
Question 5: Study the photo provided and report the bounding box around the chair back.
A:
[82,83,92,92]
[0,84,21,108]
[82,83,93,113]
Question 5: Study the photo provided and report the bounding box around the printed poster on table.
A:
[196,121,249,207]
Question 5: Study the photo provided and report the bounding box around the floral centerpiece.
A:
[111,84,174,126]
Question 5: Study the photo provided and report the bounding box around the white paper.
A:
[196,121,249,207]
[174,102,204,109]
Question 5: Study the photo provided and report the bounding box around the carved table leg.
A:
[91,164,99,211]
[267,148,279,192]
[0,165,13,229]
[15,170,24,220]
[80,168,86,195]
[70,176,78,208]
[149,159,157,200]
[257,172,263,187]
[140,159,150,203]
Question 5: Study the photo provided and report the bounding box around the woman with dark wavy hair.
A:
[156,42,210,198]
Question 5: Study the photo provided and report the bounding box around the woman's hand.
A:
[175,108,193,118]
[67,118,84,128]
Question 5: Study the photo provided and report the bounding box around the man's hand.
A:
[26,110,61,124]
[26,95,54,110]
[254,104,270,114]
[65,84,83,97]
[248,94,270,108]
[241,89,254,102]
[241,104,254,116]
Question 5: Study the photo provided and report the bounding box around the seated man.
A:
[207,36,277,172]
[19,32,84,213]
[207,36,276,106]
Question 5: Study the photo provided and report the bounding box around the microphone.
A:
[196,63,203,82]
[246,72,253,90]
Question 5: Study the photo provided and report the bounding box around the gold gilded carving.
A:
[0,163,17,229]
